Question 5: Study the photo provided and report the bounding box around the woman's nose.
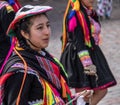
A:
[44,27,51,35]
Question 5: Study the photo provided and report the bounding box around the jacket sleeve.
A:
[4,71,43,105]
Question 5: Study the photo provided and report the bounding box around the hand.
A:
[69,90,93,104]
[65,90,88,105]
[75,90,93,103]
[83,90,93,103]
[65,90,93,105]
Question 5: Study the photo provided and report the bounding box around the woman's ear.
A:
[20,30,29,39]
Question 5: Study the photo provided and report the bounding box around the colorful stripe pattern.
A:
[62,0,92,52]
[9,61,72,105]
[78,50,93,67]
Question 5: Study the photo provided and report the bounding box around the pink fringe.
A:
[0,37,16,74]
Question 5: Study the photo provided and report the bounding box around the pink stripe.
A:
[93,81,116,90]
[75,81,116,90]
[0,1,8,9]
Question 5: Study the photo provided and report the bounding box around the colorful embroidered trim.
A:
[11,49,72,105]
[78,50,93,67]
[36,56,61,89]
[41,78,72,105]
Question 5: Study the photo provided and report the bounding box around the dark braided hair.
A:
[14,15,36,53]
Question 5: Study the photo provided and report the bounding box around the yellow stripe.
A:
[62,0,71,52]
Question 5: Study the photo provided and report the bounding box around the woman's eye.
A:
[37,24,50,30]
[37,26,43,30]
[47,24,50,27]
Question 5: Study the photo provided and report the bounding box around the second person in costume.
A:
[0,0,21,74]
[60,0,117,105]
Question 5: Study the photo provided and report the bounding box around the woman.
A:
[0,0,21,74]
[60,0,117,105]
[0,5,91,105]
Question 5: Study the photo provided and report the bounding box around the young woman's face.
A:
[81,0,95,8]
[23,14,51,52]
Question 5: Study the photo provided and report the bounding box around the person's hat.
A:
[7,5,53,36]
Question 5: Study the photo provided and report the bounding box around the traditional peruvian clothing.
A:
[60,0,116,89]
[0,5,74,105]
[0,47,72,105]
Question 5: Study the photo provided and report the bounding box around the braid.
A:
[14,17,37,53]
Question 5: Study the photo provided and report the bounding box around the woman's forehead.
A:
[30,14,49,25]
